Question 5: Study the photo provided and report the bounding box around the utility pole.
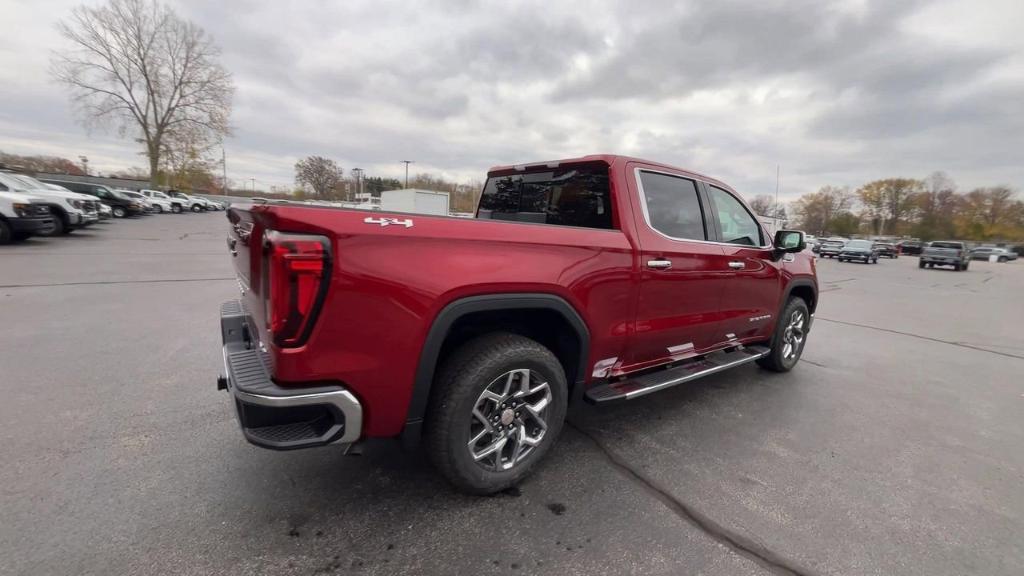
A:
[775,165,780,220]
[79,156,89,176]
[221,147,228,195]
[402,160,414,189]
[250,177,256,194]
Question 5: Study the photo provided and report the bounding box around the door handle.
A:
[728,261,745,269]
[647,259,672,270]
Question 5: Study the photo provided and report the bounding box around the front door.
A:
[704,184,782,343]
[623,166,732,372]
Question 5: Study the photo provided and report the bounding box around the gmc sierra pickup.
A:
[218,154,818,493]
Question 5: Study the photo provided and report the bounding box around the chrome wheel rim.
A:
[781,309,806,360]
[468,368,552,472]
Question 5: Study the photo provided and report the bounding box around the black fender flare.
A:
[779,277,818,318]
[401,293,590,449]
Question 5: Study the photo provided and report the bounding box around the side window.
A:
[708,186,763,246]
[638,171,706,240]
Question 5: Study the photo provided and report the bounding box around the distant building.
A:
[30,172,151,191]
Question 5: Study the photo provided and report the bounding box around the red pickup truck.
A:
[219,154,817,493]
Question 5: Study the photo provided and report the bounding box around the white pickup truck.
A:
[0,172,99,235]
[0,189,55,244]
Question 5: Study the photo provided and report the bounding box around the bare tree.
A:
[295,156,342,199]
[51,0,233,186]
[748,194,775,217]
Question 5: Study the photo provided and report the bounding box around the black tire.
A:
[112,206,126,218]
[756,297,810,373]
[919,260,925,269]
[426,332,568,495]
[998,256,1007,263]
[191,204,202,212]
[0,218,11,244]
[155,205,163,213]
[41,213,65,236]
[171,204,182,214]
[962,261,969,271]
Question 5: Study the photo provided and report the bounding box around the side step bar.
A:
[585,345,770,403]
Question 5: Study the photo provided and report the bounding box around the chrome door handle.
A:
[728,261,745,269]
[647,259,672,269]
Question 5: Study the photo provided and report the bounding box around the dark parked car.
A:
[920,241,970,271]
[898,239,924,255]
[874,242,898,258]
[838,239,879,263]
[818,239,845,258]
[970,247,1018,262]
[40,179,146,218]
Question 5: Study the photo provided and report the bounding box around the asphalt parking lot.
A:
[2,214,1022,576]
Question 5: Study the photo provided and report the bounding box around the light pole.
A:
[221,146,228,195]
[79,155,89,176]
[250,177,256,194]
[351,168,363,202]
[402,160,414,189]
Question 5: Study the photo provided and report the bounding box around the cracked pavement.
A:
[2,214,1022,575]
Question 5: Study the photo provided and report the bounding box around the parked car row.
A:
[803,233,1016,272]
[0,170,225,244]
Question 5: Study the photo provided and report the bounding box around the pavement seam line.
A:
[816,317,1024,361]
[0,277,236,288]
[566,421,816,576]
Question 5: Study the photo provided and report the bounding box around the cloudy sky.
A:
[1,0,1022,200]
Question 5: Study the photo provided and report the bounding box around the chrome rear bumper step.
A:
[585,345,770,403]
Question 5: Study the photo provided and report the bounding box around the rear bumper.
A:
[219,300,362,450]
[920,255,962,265]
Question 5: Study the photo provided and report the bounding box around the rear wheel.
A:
[191,204,202,212]
[0,219,11,244]
[426,332,568,495]
[757,297,810,373]
[171,204,182,214]
[155,205,163,213]
[998,256,1007,263]
[112,206,126,218]
[919,260,925,269]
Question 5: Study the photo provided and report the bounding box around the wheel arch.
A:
[401,293,590,449]
[782,278,817,315]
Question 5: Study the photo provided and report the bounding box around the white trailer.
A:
[379,189,450,216]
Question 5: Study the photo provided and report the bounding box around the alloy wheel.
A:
[467,368,552,472]
[781,309,806,360]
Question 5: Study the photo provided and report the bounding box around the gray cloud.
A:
[1,0,1022,196]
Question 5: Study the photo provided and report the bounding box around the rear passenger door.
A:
[704,184,781,343]
[624,167,731,371]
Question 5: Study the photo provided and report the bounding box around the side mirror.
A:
[774,230,805,254]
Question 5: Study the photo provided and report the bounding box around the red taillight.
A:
[264,231,330,347]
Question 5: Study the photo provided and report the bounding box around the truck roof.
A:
[486,154,736,193]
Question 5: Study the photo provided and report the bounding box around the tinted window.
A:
[638,171,706,240]
[477,164,612,229]
[931,242,962,249]
[708,186,763,246]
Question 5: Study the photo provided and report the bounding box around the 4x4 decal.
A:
[364,217,413,228]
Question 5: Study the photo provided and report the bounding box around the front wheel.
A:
[191,204,202,212]
[757,298,810,373]
[426,333,568,495]
[112,206,126,218]
[998,256,1007,263]
[919,260,926,269]
[171,204,182,214]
